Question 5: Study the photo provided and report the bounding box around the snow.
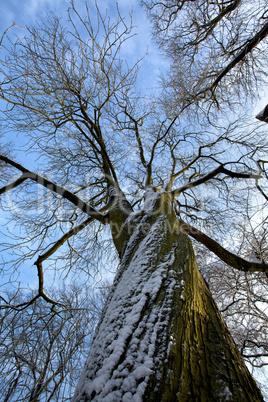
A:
[72,209,186,401]
[219,385,233,401]
[143,188,160,212]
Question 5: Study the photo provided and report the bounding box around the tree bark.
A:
[72,192,263,401]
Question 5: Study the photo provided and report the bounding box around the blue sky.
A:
[0,0,165,91]
[0,0,266,126]
[0,0,166,168]
[0,1,267,391]
[0,0,164,290]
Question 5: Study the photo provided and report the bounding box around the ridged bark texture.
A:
[72,194,263,401]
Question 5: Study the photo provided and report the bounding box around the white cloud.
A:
[0,0,69,27]
[0,0,163,98]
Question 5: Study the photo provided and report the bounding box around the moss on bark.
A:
[73,193,263,401]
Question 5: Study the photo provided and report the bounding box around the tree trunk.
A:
[72,192,263,401]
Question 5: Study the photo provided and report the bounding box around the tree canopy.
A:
[0,0,268,399]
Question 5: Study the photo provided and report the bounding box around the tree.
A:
[141,0,268,110]
[0,0,267,400]
[0,284,105,402]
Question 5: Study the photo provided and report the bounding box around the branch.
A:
[144,0,241,33]
[33,257,65,307]
[179,219,268,274]
[0,292,62,310]
[203,0,242,30]
[171,164,260,197]
[32,217,98,308]
[0,155,107,224]
[255,179,268,201]
[255,160,268,201]
[0,23,26,47]
[124,110,147,168]
[242,353,268,359]
[0,174,28,194]
[220,298,244,313]
[124,110,153,187]
[210,20,268,91]
[34,204,109,267]
[147,115,178,187]
[35,218,94,267]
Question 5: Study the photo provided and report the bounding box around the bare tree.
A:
[0,0,268,400]
[0,284,107,401]
[142,0,268,111]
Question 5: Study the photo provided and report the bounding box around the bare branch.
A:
[0,23,26,47]
[255,179,268,201]
[124,110,147,169]
[171,164,261,197]
[0,175,28,194]
[0,292,61,311]
[34,260,65,307]
[34,203,109,267]
[209,20,268,92]
[179,219,268,274]
[0,154,107,224]
[142,0,242,33]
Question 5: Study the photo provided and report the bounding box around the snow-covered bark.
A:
[72,192,263,401]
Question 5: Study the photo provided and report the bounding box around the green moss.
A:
[107,191,263,401]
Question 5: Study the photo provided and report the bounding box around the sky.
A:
[0,0,163,286]
[0,0,267,287]
[0,0,267,274]
[0,0,266,143]
[0,0,167,169]
[0,0,164,90]
[0,0,267,396]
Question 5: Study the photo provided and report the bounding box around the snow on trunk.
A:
[72,193,263,401]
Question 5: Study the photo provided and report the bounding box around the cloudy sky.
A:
[0,0,165,288]
[0,0,164,92]
[1,0,266,113]
[0,0,267,387]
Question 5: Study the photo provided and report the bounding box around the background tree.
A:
[0,0,267,400]
[142,0,268,110]
[0,284,106,402]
